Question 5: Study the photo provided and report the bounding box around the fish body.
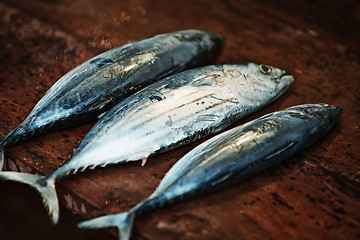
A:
[0,63,292,223]
[0,29,223,169]
[78,104,342,240]
[53,63,293,178]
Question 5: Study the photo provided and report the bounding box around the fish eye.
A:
[260,64,272,74]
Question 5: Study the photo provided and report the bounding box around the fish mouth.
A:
[279,71,294,90]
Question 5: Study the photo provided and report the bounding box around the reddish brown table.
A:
[0,1,359,239]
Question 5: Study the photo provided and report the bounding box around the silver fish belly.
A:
[58,63,293,175]
[78,103,342,240]
[0,29,223,169]
[0,63,292,224]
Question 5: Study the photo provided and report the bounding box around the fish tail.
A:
[0,171,59,224]
[79,212,135,240]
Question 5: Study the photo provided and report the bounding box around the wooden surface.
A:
[0,0,359,239]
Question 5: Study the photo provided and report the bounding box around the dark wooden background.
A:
[0,0,359,239]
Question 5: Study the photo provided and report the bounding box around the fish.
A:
[0,63,293,223]
[0,29,224,170]
[78,103,342,240]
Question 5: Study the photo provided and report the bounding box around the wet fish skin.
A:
[0,63,292,224]
[78,103,342,240]
[0,29,223,169]
[55,63,293,178]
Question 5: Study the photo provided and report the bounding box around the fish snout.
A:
[278,71,294,90]
[210,33,225,47]
[325,104,342,123]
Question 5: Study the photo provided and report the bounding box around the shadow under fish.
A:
[0,63,293,223]
[0,29,224,170]
[78,103,342,240]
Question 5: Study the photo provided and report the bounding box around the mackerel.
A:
[78,103,342,240]
[0,29,224,170]
[0,63,293,223]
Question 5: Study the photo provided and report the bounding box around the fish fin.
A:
[0,171,59,224]
[90,98,113,111]
[0,146,4,170]
[79,212,135,240]
[141,157,148,167]
[96,111,108,119]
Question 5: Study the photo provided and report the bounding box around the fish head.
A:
[286,103,342,124]
[246,63,294,94]
[174,30,224,48]
[173,30,224,62]
[205,31,225,50]
[202,31,224,62]
[285,103,342,140]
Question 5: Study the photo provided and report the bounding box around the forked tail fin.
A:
[79,212,135,240]
[0,171,59,224]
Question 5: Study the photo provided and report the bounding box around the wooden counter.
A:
[0,0,359,239]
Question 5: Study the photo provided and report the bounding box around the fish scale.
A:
[0,62,293,224]
[67,63,293,171]
[0,29,223,170]
[78,104,342,240]
[121,73,252,132]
